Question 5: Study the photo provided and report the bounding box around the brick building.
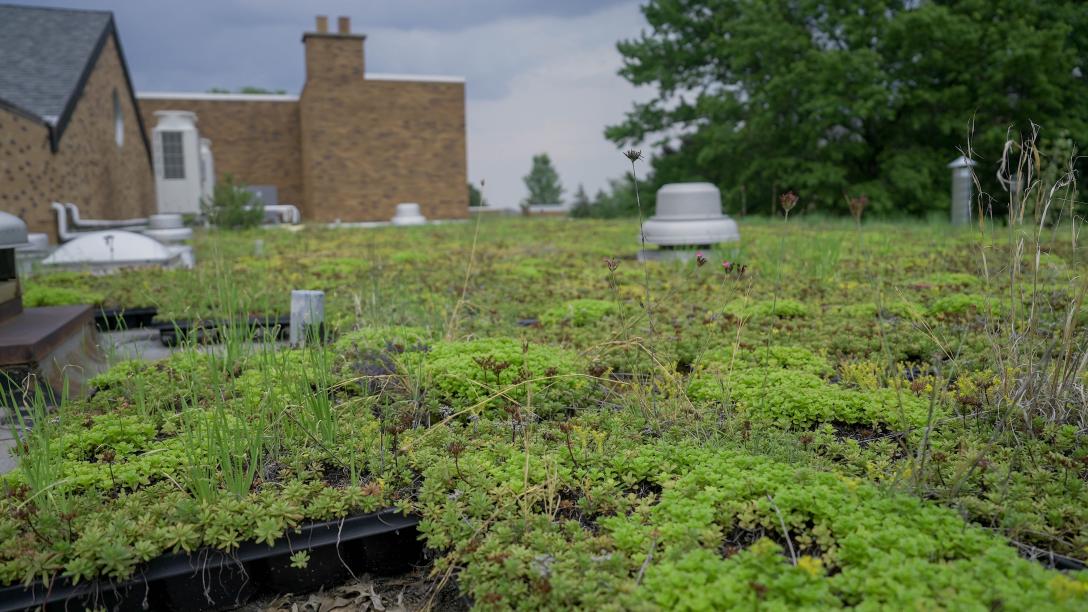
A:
[0,4,156,241]
[139,16,468,223]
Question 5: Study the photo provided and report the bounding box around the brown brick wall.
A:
[137,97,304,210]
[131,28,466,224]
[0,34,155,242]
[300,76,468,222]
[304,34,365,83]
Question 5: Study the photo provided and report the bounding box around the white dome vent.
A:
[638,183,739,260]
[42,230,192,273]
[391,203,426,226]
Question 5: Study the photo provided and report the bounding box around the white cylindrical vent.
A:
[290,290,325,347]
[948,156,976,226]
[148,214,184,230]
[391,202,426,226]
[142,213,192,244]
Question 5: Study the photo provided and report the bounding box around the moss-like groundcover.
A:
[5,216,1088,608]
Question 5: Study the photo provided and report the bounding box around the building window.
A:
[112,89,124,147]
[160,131,185,179]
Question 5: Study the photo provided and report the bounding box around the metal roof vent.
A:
[391,203,426,226]
[0,212,29,249]
[639,183,739,260]
[948,156,977,226]
[41,230,193,274]
[153,111,204,215]
[141,214,193,244]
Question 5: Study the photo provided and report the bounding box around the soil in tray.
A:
[11,580,154,612]
[237,565,470,612]
[260,526,426,595]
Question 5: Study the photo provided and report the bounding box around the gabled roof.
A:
[0,3,151,160]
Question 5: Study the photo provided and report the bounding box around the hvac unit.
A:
[152,111,204,215]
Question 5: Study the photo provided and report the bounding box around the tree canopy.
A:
[522,154,565,205]
[570,184,592,217]
[468,182,487,207]
[607,0,1088,216]
[206,86,288,95]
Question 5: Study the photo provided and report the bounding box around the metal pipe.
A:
[64,203,147,229]
[263,204,301,225]
[51,202,75,242]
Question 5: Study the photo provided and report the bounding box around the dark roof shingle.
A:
[0,3,112,124]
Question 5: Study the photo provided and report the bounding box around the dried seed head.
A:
[623,149,643,163]
[603,256,619,272]
[779,191,799,213]
[848,194,869,221]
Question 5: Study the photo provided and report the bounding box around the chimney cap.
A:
[315,15,328,33]
[337,16,350,34]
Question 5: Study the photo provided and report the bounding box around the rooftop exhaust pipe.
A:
[65,203,147,230]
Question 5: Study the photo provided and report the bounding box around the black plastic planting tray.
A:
[155,315,292,347]
[0,509,421,611]
[93,307,159,331]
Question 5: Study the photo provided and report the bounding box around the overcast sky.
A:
[25,0,655,208]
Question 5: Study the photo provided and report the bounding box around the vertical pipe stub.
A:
[948,156,977,226]
[290,290,325,347]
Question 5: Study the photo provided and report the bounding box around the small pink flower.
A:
[695,252,707,267]
[722,261,733,271]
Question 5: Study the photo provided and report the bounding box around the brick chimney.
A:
[302,15,365,83]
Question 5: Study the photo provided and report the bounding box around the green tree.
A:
[202,174,264,230]
[607,0,1088,216]
[206,86,288,95]
[570,184,592,217]
[468,182,486,207]
[238,86,287,95]
[574,175,643,219]
[522,154,565,205]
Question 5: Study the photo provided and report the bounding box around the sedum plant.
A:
[405,337,587,417]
